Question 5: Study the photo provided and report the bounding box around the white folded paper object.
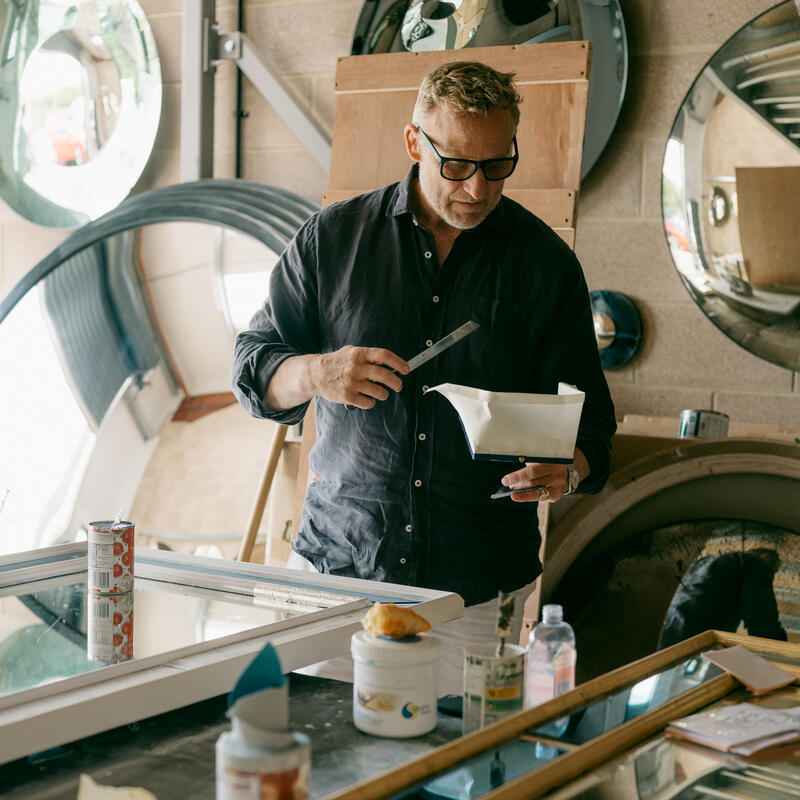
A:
[428,382,585,463]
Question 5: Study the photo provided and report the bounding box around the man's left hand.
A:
[500,448,589,503]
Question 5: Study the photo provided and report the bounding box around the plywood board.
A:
[329,80,588,191]
[334,42,591,93]
[736,165,800,291]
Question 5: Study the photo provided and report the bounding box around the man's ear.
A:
[404,124,422,162]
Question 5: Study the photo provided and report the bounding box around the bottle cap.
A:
[542,604,563,623]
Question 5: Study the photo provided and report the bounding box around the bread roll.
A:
[362,602,431,637]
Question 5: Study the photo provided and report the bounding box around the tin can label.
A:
[678,410,729,439]
[88,592,134,662]
[88,521,134,593]
[463,643,526,734]
[217,764,309,800]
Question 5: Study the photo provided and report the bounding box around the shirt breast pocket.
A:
[470,295,533,392]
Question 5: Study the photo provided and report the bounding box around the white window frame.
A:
[0,544,463,764]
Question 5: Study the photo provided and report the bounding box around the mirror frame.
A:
[0,180,318,325]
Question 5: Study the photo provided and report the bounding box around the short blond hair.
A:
[412,61,522,128]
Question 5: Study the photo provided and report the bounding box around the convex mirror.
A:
[662,1,800,371]
[351,0,628,179]
[0,0,161,228]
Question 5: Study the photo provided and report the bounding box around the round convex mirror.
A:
[662,1,800,371]
[0,0,161,228]
[351,0,628,179]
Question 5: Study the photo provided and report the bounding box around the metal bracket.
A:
[181,0,331,180]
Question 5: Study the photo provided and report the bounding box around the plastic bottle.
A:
[524,604,576,736]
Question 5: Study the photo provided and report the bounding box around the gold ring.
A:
[538,486,550,502]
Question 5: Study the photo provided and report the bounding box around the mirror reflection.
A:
[0,568,352,698]
[386,655,723,800]
[0,0,161,227]
[557,520,798,683]
[0,222,279,557]
[662,1,800,371]
[21,29,121,169]
[555,655,723,746]
[351,0,627,179]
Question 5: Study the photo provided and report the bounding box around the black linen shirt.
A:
[232,166,616,606]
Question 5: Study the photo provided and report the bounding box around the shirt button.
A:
[405,524,412,532]
[418,433,427,441]
[424,251,432,259]
[425,339,433,347]
[432,296,440,303]
[422,385,429,393]
[414,479,422,487]
[400,557,407,565]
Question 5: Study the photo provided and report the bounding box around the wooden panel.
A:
[334,42,591,93]
[324,188,576,229]
[736,165,800,291]
[329,82,588,191]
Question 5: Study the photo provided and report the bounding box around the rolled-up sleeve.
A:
[231,214,321,425]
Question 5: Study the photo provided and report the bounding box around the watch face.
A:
[568,465,580,492]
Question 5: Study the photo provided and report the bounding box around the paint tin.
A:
[678,409,729,439]
[216,729,310,800]
[351,630,441,737]
[463,643,526,734]
[88,520,134,593]
[88,591,134,663]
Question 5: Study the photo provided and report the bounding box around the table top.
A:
[0,674,463,799]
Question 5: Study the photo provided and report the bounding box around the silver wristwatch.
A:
[565,464,580,495]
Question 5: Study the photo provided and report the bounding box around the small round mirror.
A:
[589,290,642,370]
[0,0,161,228]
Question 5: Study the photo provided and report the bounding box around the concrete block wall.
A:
[1,0,797,430]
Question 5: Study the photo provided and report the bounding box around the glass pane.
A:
[552,656,724,745]
[0,568,359,697]
[386,737,566,800]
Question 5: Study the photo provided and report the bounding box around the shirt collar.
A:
[387,163,512,234]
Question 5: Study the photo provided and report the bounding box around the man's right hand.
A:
[311,346,409,409]
[264,347,410,412]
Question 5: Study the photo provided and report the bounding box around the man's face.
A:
[406,106,516,233]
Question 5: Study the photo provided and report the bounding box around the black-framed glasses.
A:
[416,126,518,182]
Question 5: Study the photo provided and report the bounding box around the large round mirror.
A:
[662,1,800,372]
[0,0,161,228]
[351,0,627,179]
[0,181,318,556]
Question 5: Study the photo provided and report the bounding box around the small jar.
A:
[351,631,441,737]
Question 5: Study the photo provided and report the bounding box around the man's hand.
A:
[500,448,590,503]
[265,347,410,411]
[310,346,409,409]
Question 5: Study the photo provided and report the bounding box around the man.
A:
[232,61,616,690]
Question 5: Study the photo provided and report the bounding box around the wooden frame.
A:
[0,544,462,765]
[324,632,800,800]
